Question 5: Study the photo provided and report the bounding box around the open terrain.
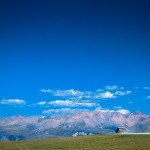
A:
[0,134,150,150]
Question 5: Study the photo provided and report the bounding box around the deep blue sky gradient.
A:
[0,0,150,116]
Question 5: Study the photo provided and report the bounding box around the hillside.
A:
[0,134,150,150]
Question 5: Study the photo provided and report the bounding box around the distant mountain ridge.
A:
[0,110,150,141]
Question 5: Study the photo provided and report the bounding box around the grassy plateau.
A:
[0,134,150,150]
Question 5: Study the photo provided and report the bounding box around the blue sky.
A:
[0,0,150,117]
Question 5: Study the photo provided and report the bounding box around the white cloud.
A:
[38,101,47,105]
[94,90,131,99]
[99,91,116,99]
[40,89,52,93]
[40,87,132,100]
[105,85,118,90]
[40,89,92,99]
[0,99,26,105]
[105,85,125,90]
[42,108,131,116]
[117,109,130,115]
[95,108,114,113]
[42,108,89,115]
[95,108,130,115]
[48,100,73,106]
[113,106,123,109]
[48,100,97,107]
[96,89,104,92]
[143,87,150,90]
[114,90,132,96]
[42,109,56,115]
[40,89,84,97]
[55,89,83,97]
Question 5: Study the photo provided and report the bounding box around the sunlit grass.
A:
[0,134,150,150]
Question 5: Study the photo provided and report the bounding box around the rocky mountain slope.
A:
[0,110,149,141]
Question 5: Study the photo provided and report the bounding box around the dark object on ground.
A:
[115,127,124,133]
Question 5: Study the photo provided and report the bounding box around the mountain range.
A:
[0,110,150,141]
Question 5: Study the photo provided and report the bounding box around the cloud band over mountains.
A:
[1,85,150,116]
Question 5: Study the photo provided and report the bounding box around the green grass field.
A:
[0,134,150,150]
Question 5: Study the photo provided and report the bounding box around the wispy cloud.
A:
[40,89,84,97]
[113,106,123,109]
[42,108,89,115]
[40,87,132,100]
[143,87,150,90]
[40,88,93,99]
[48,100,98,107]
[105,85,118,90]
[105,85,124,90]
[114,90,132,96]
[42,107,131,116]
[0,99,26,105]
[38,101,47,105]
[40,89,52,93]
[95,108,130,115]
